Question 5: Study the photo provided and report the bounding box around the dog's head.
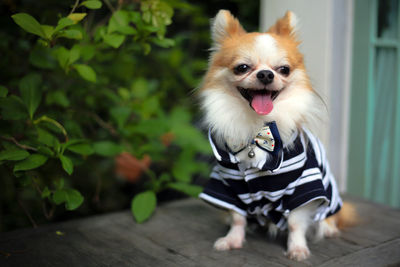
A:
[200,10,322,146]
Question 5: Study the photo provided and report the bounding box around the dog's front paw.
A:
[213,235,244,251]
[286,245,310,261]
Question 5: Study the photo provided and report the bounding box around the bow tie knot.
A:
[255,125,276,152]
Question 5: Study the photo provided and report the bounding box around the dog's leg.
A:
[268,222,279,239]
[214,211,246,250]
[286,201,320,261]
[315,217,340,241]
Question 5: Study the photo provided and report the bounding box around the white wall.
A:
[260,0,353,191]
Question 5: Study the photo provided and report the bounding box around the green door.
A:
[348,0,400,208]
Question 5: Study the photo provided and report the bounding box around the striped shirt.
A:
[199,124,342,230]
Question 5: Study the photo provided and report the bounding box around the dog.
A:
[198,10,356,261]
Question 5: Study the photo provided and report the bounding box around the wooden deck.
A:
[0,196,399,267]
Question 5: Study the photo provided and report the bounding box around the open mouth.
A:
[237,87,281,115]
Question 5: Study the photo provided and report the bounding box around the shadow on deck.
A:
[0,196,399,267]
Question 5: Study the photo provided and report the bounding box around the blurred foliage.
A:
[0,0,259,231]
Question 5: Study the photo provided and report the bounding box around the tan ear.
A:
[267,11,298,37]
[211,10,246,48]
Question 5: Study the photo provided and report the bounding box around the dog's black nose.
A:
[257,70,274,85]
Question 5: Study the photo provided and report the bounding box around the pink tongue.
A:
[251,91,273,115]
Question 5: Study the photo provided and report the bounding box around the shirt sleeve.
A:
[282,130,342,219]
[282,133,330,212]
[199,166,247,216]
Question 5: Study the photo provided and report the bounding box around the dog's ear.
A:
[267,11,298,37]
[211,10,246,48]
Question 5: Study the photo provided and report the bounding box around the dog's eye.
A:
[234,64,250,75]
[277,66,290,76]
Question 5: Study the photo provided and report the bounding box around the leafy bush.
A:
[0,0,259,231]
[0,0,212,229]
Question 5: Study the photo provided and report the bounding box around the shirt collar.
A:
[209,121,289,171]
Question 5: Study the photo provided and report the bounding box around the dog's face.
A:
[200,10,321,146]
[203,10,311,116]
[218,33,295,115]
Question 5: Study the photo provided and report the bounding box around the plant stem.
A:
[70,0,80,15]
[87,111,120,137]
[17,198,38,228]
[42,202,55,220]
[0,136,37,151]
[31,178,55,220]
[103,0,116,13]
[33,115,69,142]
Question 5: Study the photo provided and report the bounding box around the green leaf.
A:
[131,191,157,223]
[62,138,86,148]
[119,26,137,35]
[171,150,200,182]
[103,33,125,48]
[53,188,84,210]
[142,43,151,55]
[41,186,51,199]
[64,120,84,138]
[172,162,191,183]
[53,45,81,70]
[110,106,131,129]
[131,78,150,99]
[54,178,64,190]
[59,155,73,175]
[52,189,65,205]
[37,127,58,147]
[41,25,54,39]
[11,13,46,38]
[108,10,129,30]
[79,44,96,61]
[69,45,81,65]
[169,107,191,124]
[151,37,175,48]
[0,149,30,161]
[140,96,160,118]
[19,74,42,119]
[131,118,168,137]
[59,29,83,40]
[67,13,87,23]
[55,231,65,236]
[167,182,203,197]
[108,10,137,35]
[29,45,56,69]
[37,146,54,157]
[80,0,102,9]
[171,124,211,154]
[13,154,48,172]
[73,64,97,82]
[140,0,173,27]
[67,143,94,155]
[0,95,28,120]
[117,87,130,100]
[93,141,123,156]
[54,46,70,70]
[65,189,84,210]
[0,86,8,97]
[54,17,74,32]
[46,90,70,108]
[142,10,151,24]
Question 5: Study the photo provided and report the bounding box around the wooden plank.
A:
[0,196,399,266]
[319,239,400,267]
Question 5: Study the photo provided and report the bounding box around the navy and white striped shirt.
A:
[199,124,342,230]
